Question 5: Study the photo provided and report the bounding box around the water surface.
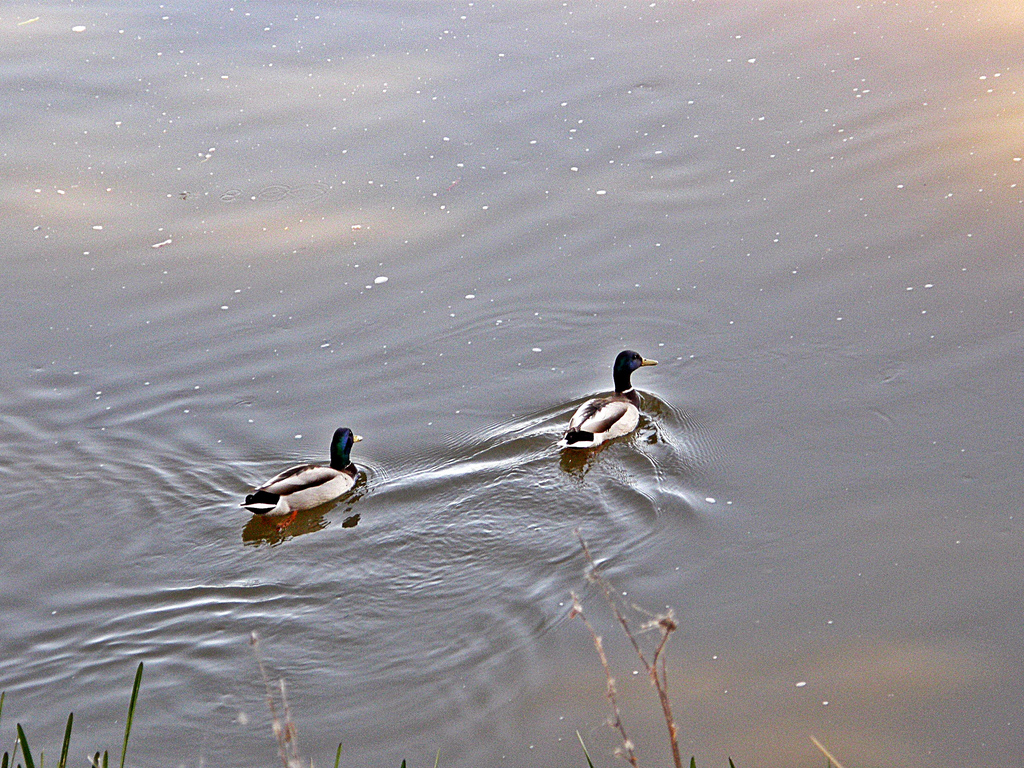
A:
[2,1,1023,766]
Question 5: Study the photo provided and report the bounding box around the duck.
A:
[242,427,363,518]
[559,350,658,449]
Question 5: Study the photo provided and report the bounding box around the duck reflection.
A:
[241,486,365,547]
[558,444,598,478]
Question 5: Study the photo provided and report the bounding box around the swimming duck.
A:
[559,350,658,449]
[242,427,362,518]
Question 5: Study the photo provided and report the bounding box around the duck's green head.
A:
[613,349,658,391]
[330,427,363,468]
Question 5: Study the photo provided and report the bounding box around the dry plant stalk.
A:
[810,735,847,768]
[251,631,305,768]
[570,591,641,767]
[571,532,683,768]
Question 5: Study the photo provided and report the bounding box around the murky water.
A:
[2,0,1023,766]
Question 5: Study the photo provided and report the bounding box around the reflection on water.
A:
[2,0,1024,766]
[241,492,365,547]
[558,445,596,479]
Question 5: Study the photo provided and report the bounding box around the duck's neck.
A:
[330,445,351,470]
[613,368,634,393]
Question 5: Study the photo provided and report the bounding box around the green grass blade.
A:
[103,748,109,768]
[334,742,342,768]
[16,725,37,768]
[118,662,143,768]
[399,761,406,768]
[729,760,736,768]
[2,750,9,768]
[57,713,73,768]
[689,757,696,768]
[433,747,441,768]
[575,731,596,768]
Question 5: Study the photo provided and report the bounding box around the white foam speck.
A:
[72,25,87,32]
[465,294,475,299]
[532,347,542,352]
[374,275,388,284]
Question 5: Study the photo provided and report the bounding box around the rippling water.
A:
[2,0,1023,766]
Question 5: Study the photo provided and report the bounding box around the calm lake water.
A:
[2,0,1023,765]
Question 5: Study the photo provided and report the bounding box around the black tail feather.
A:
[242,489,279,513]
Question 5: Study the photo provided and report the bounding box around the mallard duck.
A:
[242,427,363,518]
[559,350,658,449]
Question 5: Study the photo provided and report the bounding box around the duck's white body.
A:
[559,351,657,449]
[242,464,358,516]
[559,391,641,449]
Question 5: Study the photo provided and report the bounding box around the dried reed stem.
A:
[251,632,304,768]
[810,735,847,768]
[570,591,640,767]
[573,531,683,768]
